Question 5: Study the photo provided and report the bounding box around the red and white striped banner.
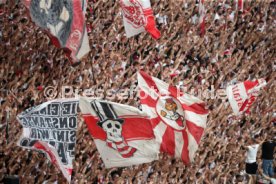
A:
[138,71,208,164]
[80,97,159,168]
[226,79,267,115]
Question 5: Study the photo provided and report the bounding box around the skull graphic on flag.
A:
[90,101,137,158]
[80,97,159,168]
[138,71,209,165]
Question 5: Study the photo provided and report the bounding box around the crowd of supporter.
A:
[0,0,275,183]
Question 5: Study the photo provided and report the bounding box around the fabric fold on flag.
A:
[137,71,209,165]
[120,0,161,39]
[22,0,90,63]
[79,97,159,168]
[226,78,267,115]
[16,99,79,182]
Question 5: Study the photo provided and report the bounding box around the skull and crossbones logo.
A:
[91,101,136,158]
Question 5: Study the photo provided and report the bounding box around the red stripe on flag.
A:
[150,116,162,129]
[168,85,184,98]
[117,146,131,152]
[181,130,190,165]
[139,71,160,94]
[186,120,204,144]
[243,80,259,92]
[140,89,158,108]
[160,126,175,156]
[83,116,107,140]
[182,103,208,115]
[121,147,137,158]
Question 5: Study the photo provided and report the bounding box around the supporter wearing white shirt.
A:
[244,135,262,184]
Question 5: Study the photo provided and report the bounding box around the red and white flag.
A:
[199,0,206,36]
[120,0,161,39]
[137,71,209,164]
[236,0,244,12]
[80,97,159,168]
[17,99,79,182]
[22,0,90,63]
[226,79,267,115]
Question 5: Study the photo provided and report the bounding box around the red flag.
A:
[138,71,209,164]
[79,97,159,168]
[120,0,161,39]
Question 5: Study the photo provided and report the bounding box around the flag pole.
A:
[6,108,9,144]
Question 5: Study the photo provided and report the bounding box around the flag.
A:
[236,0,244,12]
[226,79,267,115]
[137,71,209,164]
[17,99,79,182]
[79,97,159,168]
[120,0,161,39]
[22,0,90,63]
[199,0,206,36]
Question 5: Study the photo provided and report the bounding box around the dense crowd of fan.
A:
[0,0,275,183]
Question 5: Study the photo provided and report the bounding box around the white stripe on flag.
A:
[174,131,184,158]
[185,111,207,128]
[152,76,170,95]
[153,121,167,144]
[178,94,205,106]
[138,73,160,100]
[141,105,159,118]
[187,130,199,163]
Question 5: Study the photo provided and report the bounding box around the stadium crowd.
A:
[0,0,275,183]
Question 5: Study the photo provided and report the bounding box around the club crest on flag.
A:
[120,0,146,28]
[156,96,185,131]
[90,101,137,158]
[138,71,209,164]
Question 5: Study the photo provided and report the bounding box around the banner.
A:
[22,0,90,63]
[138,71,209,164]
[79,97,159,168]
[17,99,79,182]
[120,0,161,39]
[226,79,267,115]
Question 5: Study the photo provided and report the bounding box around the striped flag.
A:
[138,71,209,164]
[199,0,206,36]
[79,97,159,168]
[226,79,267,115]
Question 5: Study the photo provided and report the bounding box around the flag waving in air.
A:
[138,71,209,164]
[120,0,161,39]
[226,79,267,115]
[79,97,159,168]
[17,99,79,182]
[22,0,90,63]
[199,0,206,37]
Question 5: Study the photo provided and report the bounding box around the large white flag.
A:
[79,97,159,168]
[120,0,161,39]
[17,99,79,182]
[226,79,266,115]
[138,71,209,165]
